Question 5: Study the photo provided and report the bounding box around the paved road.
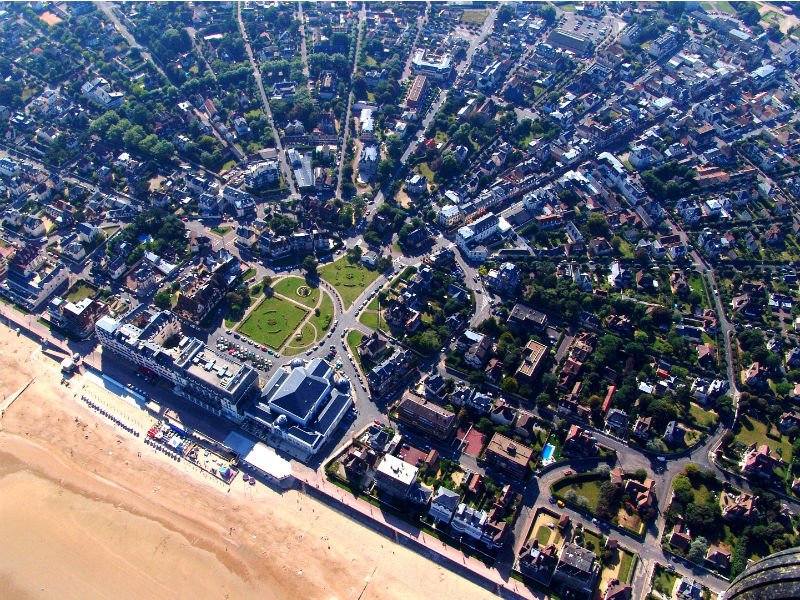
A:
[297,4,310,80]
[335,5,366,200]
[237,2,297,199]
[94,2,169,82]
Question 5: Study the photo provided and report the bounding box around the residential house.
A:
[673,577,703,600]
[374,454,418,498]
[429,486,460,524]
[719,491,758,522]
[663,421,685,447]
[563,425,598,456]
[395,392,456,441]
[740,443,783,479]
[507,304,548,334]
[457,330,493,369]
[515,339,548,384]
[484,432,532,479]
[553,543,599,597]
[605,409,629,437]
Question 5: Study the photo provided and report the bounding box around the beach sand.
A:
[0,327,497,600]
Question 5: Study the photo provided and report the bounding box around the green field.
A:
[461,9,488,24]
[701,0,735,13]
[618,551,635,582]
[310,291,334,338]
[554,476,603,508]
[241,268,256,281]
[210,225,231,236]
[237,295,308,350]
[689,403,719,429]
[318,257,381,308]
[367,296,380,311]
[359,310,383,331]
[284,323,316,356]
[417,162,435,182]
[66,282,96,302]
[734,415,792,460]
[273,276,320,309]
[347,330,364,369]
[653,567,678,596]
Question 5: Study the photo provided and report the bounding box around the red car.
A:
[563,470,573,476]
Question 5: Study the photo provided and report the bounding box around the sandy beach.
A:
[0,326,498,600]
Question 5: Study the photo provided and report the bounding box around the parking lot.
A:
[559,12,615,44]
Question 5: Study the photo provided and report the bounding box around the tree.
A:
[377,158,395,183]
[347,244,363,263]
[438,151,458,178]
[153,289,172,309]
[303,255,318,277]
[497,4,515,23]
[500,377,519,394]
[538,4,556,23]
[587,212,610,238]
[596,481,619,519]
[688,537,709,563]
[385,134,404,160]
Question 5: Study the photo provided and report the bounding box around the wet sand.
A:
[0,327,496,600]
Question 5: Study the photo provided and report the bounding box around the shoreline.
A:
[0,322,502,600]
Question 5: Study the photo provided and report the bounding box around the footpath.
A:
[293,465,547,600]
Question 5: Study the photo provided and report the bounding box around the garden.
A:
[662,464,799,577]
[318,257,381,308]
[272,276,320,309]
[236,295,308,350]
[551,469,647,536]
[66,280,98,303]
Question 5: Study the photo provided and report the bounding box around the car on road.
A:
[563,470,573,476]
[225,329,232,335]
[557,500,565,508]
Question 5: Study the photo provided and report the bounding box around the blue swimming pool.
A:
[542,443,555,460]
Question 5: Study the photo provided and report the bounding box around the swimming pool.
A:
[542,443,555,460]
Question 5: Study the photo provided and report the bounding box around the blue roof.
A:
[269,367,330,422]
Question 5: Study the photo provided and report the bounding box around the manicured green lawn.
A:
[555,477,603,508]
[66,283,96,302]
[210,225,231,236]
[735,415,792,460]
[273,276,320,308]
[653,567,678,596]
[689,403,719,429]
[310,291,334,339]
[237,295,308,350]
[318,257,381,309]
[582,530,604,555]
[347,330,364,368]
[367,296,380,311]
[535,525,552,546]
[359,310,383,331]
[241,268,256,281]
[284,323,316,356]
[618,550,635,582]
[417,162,435,182]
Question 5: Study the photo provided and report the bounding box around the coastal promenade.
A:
[292,463,546,600]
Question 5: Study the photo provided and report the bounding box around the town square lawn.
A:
[236,295,308,350]
[272,276,320,309]
[318,257,381,309]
